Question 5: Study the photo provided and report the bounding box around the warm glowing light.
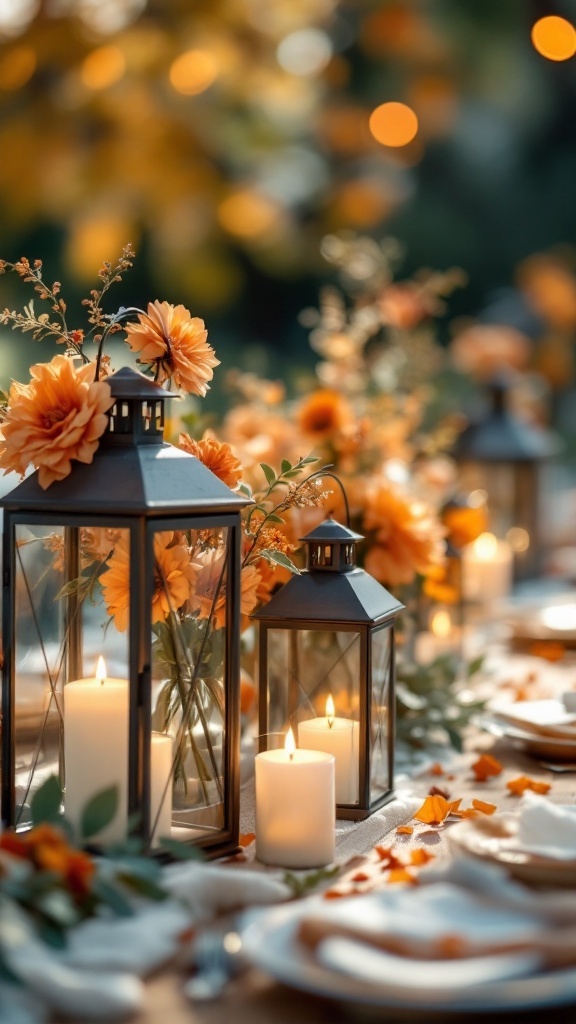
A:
[531,15,576,62]
[169,49,218,95]
[96,656,107,683]
[81,46,126,90]
[506,526,530,553]
[65,217,135,281]
[0,0,39,35]
[285,727,296,759]
[431,609,452,639]
[473,532,498,560]
[468,489,488,509]
[541,604,576,631]
[369,102,418,148]
[0,45,36,90]
[218,190,279,238]
[326,694,335,728]
[276,29,332,77]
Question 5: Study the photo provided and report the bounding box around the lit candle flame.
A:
[285,726,296,761]
[96,656,107,685]
[431,610,451,639]
[473,532,498,561]
[326,694,335,729]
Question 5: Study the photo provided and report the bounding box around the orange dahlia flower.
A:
[178,431,243,489]
[0,354,113,489]
[101,531,195,631]
[363,482,445,587]
[296,388,356,441]
[124,300,219,396]
[192,549,260,630]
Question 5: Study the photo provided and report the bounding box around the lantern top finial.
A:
[299,517,363,574]
[101,366,176,449]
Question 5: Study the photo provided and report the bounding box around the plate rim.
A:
[241,899,576,1013]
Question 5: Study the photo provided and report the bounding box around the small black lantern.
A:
[453,376,560,580]
[253,518,403,820]
[1,367,249,856]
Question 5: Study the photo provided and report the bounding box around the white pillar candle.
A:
[255,728,335,868]
[150,732,173,848]
[462,532,513,604]
[298,695,359,804]
[64,657,128,844]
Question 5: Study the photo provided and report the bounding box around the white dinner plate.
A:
[241,901,576,1013]
[475,713,576,760]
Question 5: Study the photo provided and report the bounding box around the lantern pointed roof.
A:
[300,518,364,544]
[252,567,403,625]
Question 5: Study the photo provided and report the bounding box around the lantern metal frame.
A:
[453,377,560,580]
[254,518,403,821]
[1,368,249,857]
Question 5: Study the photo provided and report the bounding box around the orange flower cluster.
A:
[125,300,219,396]
[0,355,114,489]
[0,823,95,901]
[178,431,243,489]
[363,483,446,586]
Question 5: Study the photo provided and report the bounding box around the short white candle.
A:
[64,657,128,844]
[298,695,358,804]
[462,532,513,604]
[255,728,335,868]
[150,732,173,848]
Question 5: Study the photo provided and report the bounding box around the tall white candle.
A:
[462,532,513,604]
[150,732,173,848]
[64,657,129,844]
[255,728,335,868]
[298,695,358,804]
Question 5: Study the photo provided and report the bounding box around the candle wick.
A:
[328,717,334,729]
[289,750,294,762]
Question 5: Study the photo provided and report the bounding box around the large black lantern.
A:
[1,368,249,856]
[254,519,403,821]
[453,377,560,580]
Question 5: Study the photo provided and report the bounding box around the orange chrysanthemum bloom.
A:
[0,354,114,490]
[363,482,445,587]
[296,388,356,440]
[178,431,243,489]
[101,531,194,631]
[191,549,260,630]
[125,300,220,396]
[442,503,489,550]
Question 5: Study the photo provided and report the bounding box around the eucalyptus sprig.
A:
[396,653,485,753]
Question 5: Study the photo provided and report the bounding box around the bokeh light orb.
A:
[369,101,419,147]
[531,15,576,61]
[169,50,218,95]
[81,46,126,91]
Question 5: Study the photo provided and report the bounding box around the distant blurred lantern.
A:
[453,377,560,580]
[253,518,403,820]
[1,368,248,856]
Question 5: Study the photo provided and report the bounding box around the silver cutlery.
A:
[537,761,576,773]
[184,927,243,1001]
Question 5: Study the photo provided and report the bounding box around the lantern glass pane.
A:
[12,523,130,842]
[150,525,229,842]
[369,624,392,805]
[265,627,360,803]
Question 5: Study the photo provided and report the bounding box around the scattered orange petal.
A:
[374,845,394,861]
[396,825,414,835]
[410,848,435,866]
[438,935,468,957]
[239,832,256,847]
[351,871,370,883]
[413,794,450,825]
[447,798,462,814]
[472,799,497,815]
[429,762,445,776]
[323,889,346,899]
[471,753,503,782]
[506,775,551,796]
[387,867,416,884]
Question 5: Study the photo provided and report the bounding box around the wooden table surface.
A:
[55,728,576,1024]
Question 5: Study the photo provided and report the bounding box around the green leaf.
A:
[238,483,252,498]
[30,775,62,826]
[91,876,134,917]
[260,463,276,485]
[80,785,119,840]
[280,458,292,475]
[267,549,301,573]
[264,512,285,524]
[466,655,485,679]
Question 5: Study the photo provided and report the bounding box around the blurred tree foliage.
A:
[0,0,575,403]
